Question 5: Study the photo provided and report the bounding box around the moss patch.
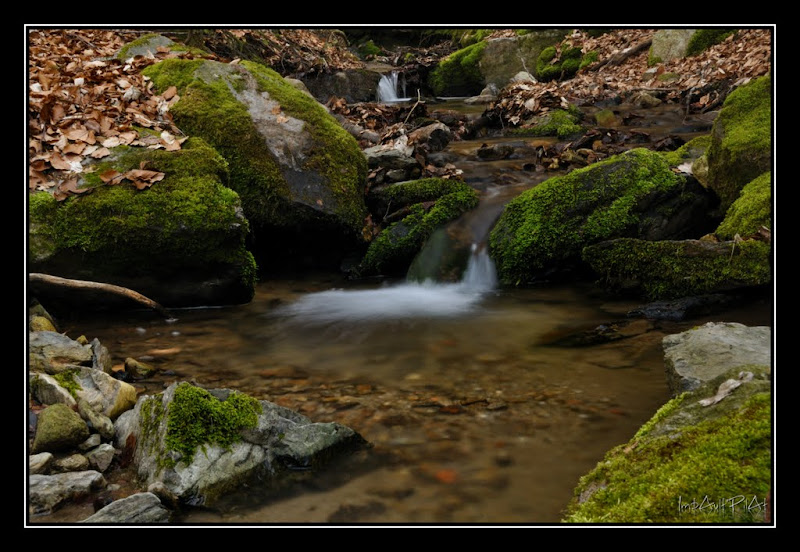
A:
[686,29,736,57]
[563,389,771,523]
[489,148,686,285]
[161,383,262,468]
[52,368,82,398]
[429,41,487,97]
[715,172,772,240]
[706,75,771,214]
[514,108,583,139]
[582,238,771,300]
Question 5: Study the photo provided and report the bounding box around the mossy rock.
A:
[28,138,256,308]
[706,75,772,215]
[428,41,487,97]
[563,365,771,523]
[359,179,479,277]
[716,171,772,240]
[488,148,716,286]
[686,29,736,57]
[32,403,90,454]
[519,108,583,139]
[116,33,208,60]
[142,58,369,269]
[648,29,698,66]
[582,237,771,300]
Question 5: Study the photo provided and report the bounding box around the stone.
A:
[32,403,90,454]
[81,492,171,523]
[29,331,93,374]
[51,453,90,473]
[649,29,698,63]
[29,452,53,475]
[662,322,771,395]
[85,444,117,473]
[29,471,107,516]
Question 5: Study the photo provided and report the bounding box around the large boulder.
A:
[358,178,480,277]
[81,492,171,523]
[489,148,717,285]
[142,58,369,270]
[29,471,107,516]
[662,321,771,395]
[581,237,771,300]
[114,382,367,507]
[31,403,90,454]
[706,75,772,215]
[649,29,736,64]
[28,138,256,309]
[563,364,771,523]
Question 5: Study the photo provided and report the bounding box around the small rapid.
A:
[376,71,411,103]
[277,245,497,323]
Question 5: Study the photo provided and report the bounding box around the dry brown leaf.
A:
[90,147,111,158]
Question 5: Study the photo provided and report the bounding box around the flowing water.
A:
[37,100,771,525]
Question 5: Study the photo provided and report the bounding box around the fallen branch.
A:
[28,273,174,319]
[598,39,653,68]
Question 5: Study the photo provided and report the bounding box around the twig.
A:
[29,273,174,319]
[403,89,422,126]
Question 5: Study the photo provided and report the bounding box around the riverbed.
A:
[34,99,772,525]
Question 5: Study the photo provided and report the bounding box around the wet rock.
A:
[114,382,369,507]
[77,398,116,441]
[29,331,93,374]
[85,444,116,473]
[627,293,736,321]
[81,492,171,524]
[32,403,90,454]
[51,453,90,473]
[29,470,107,516]
[29,452,53,475]
[662,321,771,395]
[124,357,159,380]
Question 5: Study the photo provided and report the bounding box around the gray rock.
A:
[650,29,698,63]
[78,433,102,451]
[29,452,53,475]
[29,331,93,374]
[28,471,106,516]
[91,338,113,374]
[85,444,116,473]
[72,367,138,420]
[30,372,77,409]
[32,403,90,454]
[81,492,171,524]
[115,382,367,506]
[77,398,116,441]
[52,453,90,473]
[117,35,175,60]
[662,322,771,395]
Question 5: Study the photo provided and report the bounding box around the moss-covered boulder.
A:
[28,138,256,308]
[488,148,717,285]
[142,58,369,270]
[715,171,772,240]
[563,364,771,523]
[359,178,479,277]
[706,75,772,215]
[479,29,570,89]
[429,41,487,97]
[32,403,90,454]
[582,237,771,300]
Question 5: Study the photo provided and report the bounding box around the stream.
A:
[42,98,771,525]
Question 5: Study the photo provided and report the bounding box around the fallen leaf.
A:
[434,469,459,484]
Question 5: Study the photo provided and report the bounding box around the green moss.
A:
[686,29,735,57]
[489,148,684,285]
[429,41,487,97]
[660,134,712,167]
[241,60,368,231]
[163,383,262,467]
[536,44,594,81]
[582,238,771,300]
[563,392,771,523]
[358,39,382,58]
[52,368,81,398]
[359,179,479,276]
[716,172,772,240]
[28,138,256,290]
[579,50,598,70]
[143,59,367,233]
[707,75,771,213]
[513,109,583,138]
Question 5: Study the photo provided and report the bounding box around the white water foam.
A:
[279,246,496,323]
[376,72,410,103]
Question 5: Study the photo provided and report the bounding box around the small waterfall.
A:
[377,72,409,103]
[461,243,498,291]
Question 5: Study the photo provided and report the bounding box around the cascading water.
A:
[278,241,497,323]
[376,71,410,103]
